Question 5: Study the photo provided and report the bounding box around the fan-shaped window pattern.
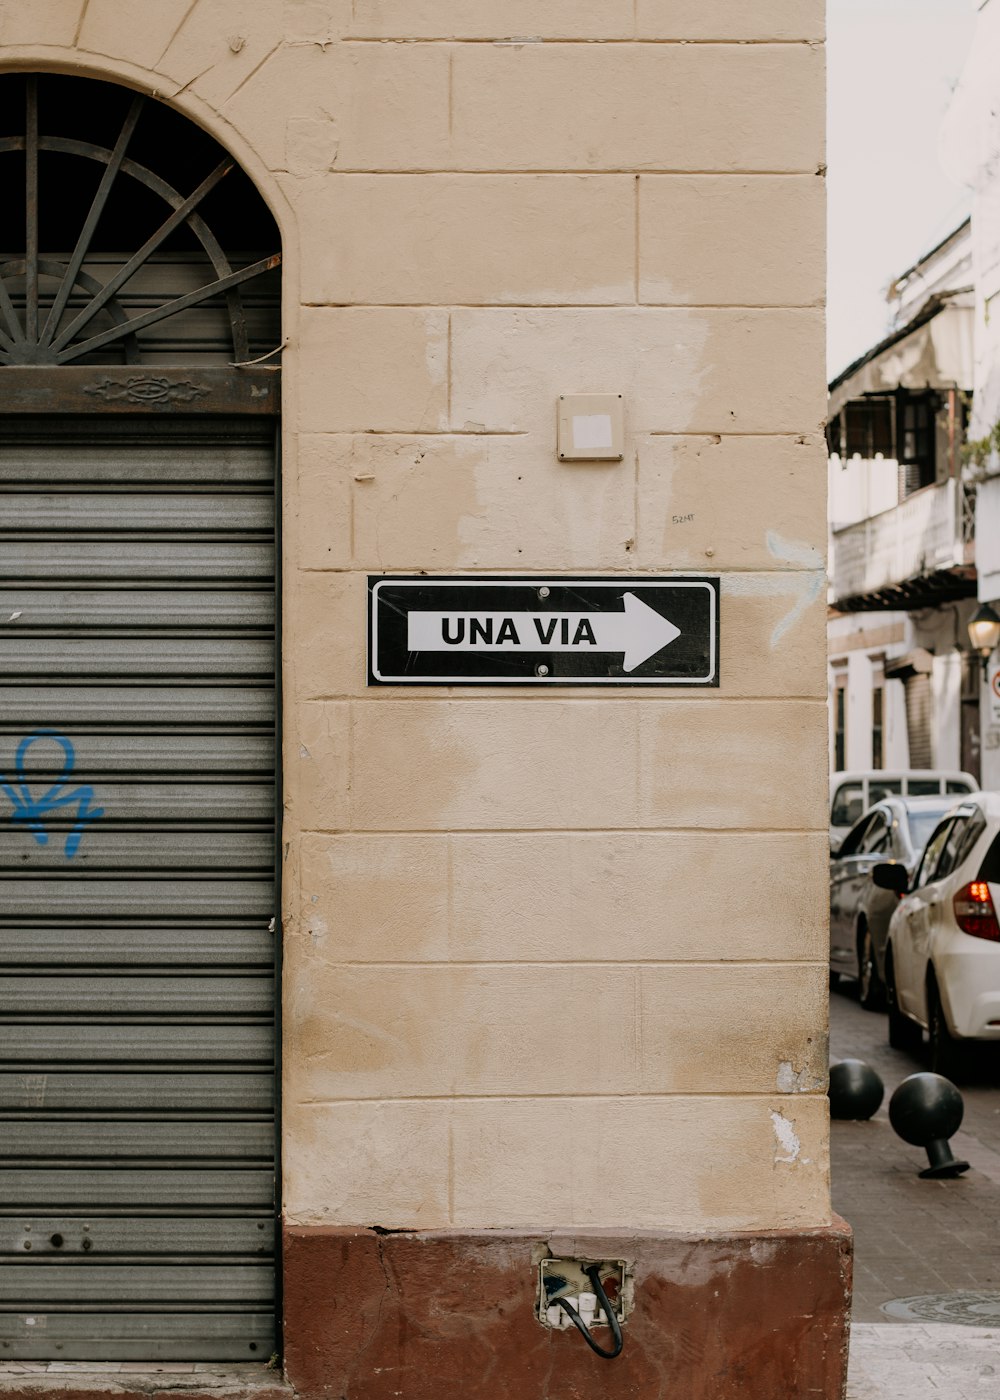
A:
[0,75,280,366]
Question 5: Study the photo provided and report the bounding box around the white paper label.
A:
[572,413,613,451]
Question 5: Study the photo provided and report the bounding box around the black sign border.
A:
[367,574,720,687]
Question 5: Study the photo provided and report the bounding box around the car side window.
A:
[933,817,970,883]
[947,811,986,874]
[832,782,866,830]
[913,819,955,889]
[908,778,941,797]
[859,814,891,855]
[837,813,875,858]
[979,831,1000,883]
[870,780,902,803]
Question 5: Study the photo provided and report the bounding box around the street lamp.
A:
[968,602,1000,677]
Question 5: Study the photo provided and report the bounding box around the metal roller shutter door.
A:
[905,672,933,770]
[0,416,277,1361]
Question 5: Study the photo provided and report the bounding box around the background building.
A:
[942,0,1000,791]
[0,4,840,1397]
[827,221,979,783]
[829,0,1000,800]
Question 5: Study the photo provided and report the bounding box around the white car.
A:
[874,792,1000,1077]
[830,769,978,852]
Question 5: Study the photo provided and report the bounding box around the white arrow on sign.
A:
[407,591,681,674]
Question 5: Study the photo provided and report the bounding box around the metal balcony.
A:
[831,479,976,612]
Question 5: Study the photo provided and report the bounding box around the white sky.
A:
[827,0,978,378]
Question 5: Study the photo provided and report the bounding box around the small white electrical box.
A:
[557,394,624,461]
[538,1257,631,1329]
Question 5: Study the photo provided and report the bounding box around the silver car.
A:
[830,795,953,1009]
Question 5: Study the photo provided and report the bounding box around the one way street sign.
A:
[368,576,719,686]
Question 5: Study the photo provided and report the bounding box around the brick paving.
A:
[847,1326,1000,1397]
[831,983,1000,1397]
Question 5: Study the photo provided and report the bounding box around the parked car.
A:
[830,770,978,852]
[873,792,1000,1076]
[830,795,953,1008]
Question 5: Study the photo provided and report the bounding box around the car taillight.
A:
[953,882,1000,941]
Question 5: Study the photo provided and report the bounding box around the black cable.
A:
[554,1265,624,1360]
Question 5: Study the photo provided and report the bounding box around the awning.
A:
[829,298,974,421]
[884,648,934,682]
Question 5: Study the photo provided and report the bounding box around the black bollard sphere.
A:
[828,1059,885,1120]
[888,1072,970,1179]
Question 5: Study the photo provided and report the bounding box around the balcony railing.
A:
[831,480,970,606]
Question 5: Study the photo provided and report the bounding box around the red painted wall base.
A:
[282,1220,852,1400]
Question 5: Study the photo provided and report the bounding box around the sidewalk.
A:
[848,1326,1000,1398]
[831,987,1000,1398]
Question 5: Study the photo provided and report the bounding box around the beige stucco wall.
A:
[0,0,829,1234]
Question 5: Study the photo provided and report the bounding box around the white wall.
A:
[982,692,1000,791]
[828,452,899,530]
[828,611,912,771]
[976,476,1000,605]
[885,667,910,769]
[941,0,1000,441]
[931,650,963,770]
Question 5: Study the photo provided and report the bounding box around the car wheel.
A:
[927,978,965,1081]
[858,926,886,1012]
[829,969,840,992]
[886,952,921,1053]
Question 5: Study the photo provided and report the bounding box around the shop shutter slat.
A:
[0,493,274,533]
[0,1023,273,1063]
[1,637,275,677]
[2,1123,274,1160]
[0,1312,273,1361]
[0,731,275,772]
[0,1073,273,1112]
[0,1171,274,1210]
[0,687,275,728]
[0,1265,273,1304]
[0,831,273,869]
[2,879,274,919]
[0,589,275,628]
[4,541,272,579]
[0,1217,274,1253]
[0,925,273,967]
[1,977,273,1015]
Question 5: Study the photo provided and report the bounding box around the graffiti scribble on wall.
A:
[0,729,105,859]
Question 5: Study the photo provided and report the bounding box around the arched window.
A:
[0,73,280,368]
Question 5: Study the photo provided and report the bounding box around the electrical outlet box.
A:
[557,394,625,461]
[538,1257,631,1330]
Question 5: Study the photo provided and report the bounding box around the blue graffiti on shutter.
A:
[0,730,105,858]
